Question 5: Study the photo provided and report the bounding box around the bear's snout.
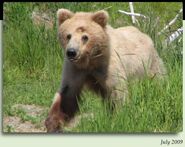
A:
[66,48,78,59]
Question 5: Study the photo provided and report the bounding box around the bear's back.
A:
[106,25,158,78]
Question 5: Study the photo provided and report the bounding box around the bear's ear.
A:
[57,9,74,26]
[92,10,109,28]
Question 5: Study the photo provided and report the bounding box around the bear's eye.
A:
[66,34,72,40]
[82,35,88,42]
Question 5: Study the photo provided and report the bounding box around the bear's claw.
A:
[45,115,62,133]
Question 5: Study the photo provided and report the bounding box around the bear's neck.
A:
[89,47,110,81]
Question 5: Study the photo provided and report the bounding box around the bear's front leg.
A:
[45,59,86,133]
[45,92,66,132]
[105,76,128,110]
[109,85,128,109]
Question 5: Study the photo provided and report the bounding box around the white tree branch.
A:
[129,2,136,24]
[158,8,182,35]
[165,27,183,43]
[118,10,147,18]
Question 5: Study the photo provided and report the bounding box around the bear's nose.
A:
[66,48,77,59]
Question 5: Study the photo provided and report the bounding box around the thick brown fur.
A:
[45,9,166,132]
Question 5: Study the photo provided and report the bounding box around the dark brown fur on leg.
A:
[45,59,86,132]
[45,93,66,133]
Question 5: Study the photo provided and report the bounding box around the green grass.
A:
[3,2,183,133]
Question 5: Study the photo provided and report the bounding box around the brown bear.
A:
[45,9,166,132]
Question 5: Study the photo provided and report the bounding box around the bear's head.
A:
[57,9,110,69]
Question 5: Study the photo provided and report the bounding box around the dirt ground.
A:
[3,104,46,133]
[3,104,94,133]
[3,116,46,133]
